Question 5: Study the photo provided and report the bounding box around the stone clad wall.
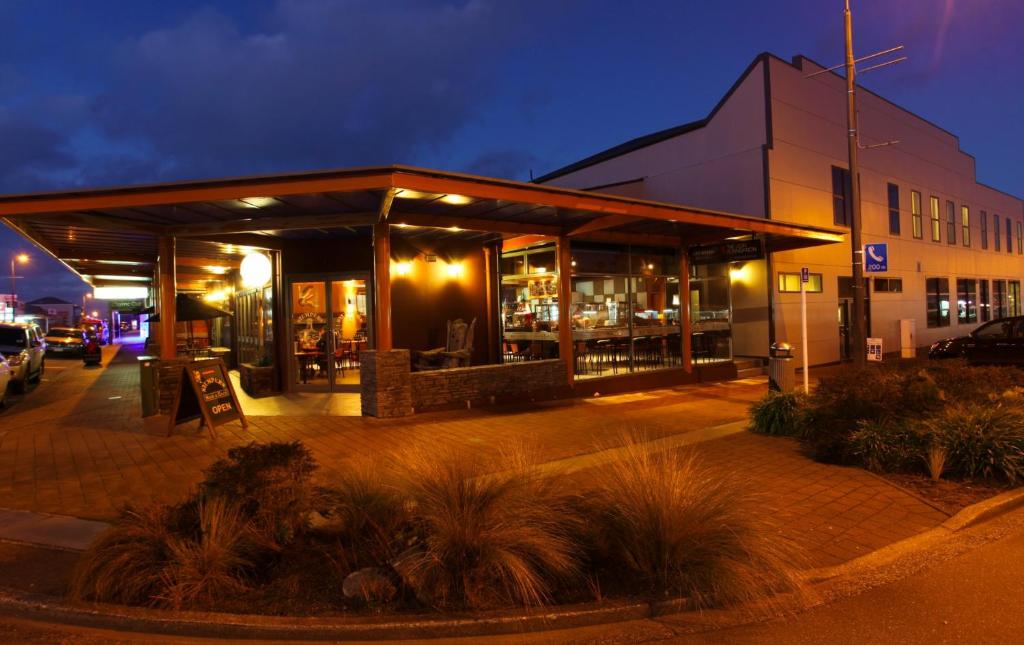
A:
[360,349,413,418]
[410,359,568,412]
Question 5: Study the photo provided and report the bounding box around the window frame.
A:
[946,200,956,245]
[994,214,1001,252]
[926,277,951,328]
[778,272,823,293]
[911,190,923,239]
[1008,217,1014,255]
[956,278,978,324]
[831,166,851,227]
[873,277,903,293]
[929,196,941,242]
[980,210,988,250]
[1018,221,1023,255]
[980,279,991,322]
[887,183,900,235]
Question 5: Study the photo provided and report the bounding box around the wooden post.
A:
[680,251,693,374]
[158,236,177,360]
[373,221,392,351]
[483,244,498,365]
[556,236,574,384]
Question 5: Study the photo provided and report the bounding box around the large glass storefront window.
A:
[569,243,682,380]
[290,277,369,392]
[500,245,560,362]
[688,263,732,362]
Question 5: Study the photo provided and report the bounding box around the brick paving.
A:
[0,343,948,567]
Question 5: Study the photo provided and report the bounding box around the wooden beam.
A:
[170,212,375,237]
[500,235,555,252]
[158,236,177,360]
[483,244,498,365]
[680,253,692,374]
[378,188,397,222]
[392,211,562,236]
[556,236,574,385]
[565,213,640,237]
[1,217,92,286]
[181,233,285,250]
[577,230,683,248]
[4,211,166,235]
[373,221,392,351]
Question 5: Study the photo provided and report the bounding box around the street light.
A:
[82,292,92,324]
[9,253,29,322]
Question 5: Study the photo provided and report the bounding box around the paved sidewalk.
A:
[0,343,948,567]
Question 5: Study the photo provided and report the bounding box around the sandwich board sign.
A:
[866,337,883,362]
[863,243,888,272]
[167,358,247,437]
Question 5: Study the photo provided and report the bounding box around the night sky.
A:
[2,0,1021,303]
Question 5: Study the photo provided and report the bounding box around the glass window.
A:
[874,278,903,293]
[980,211,988,250]
[501,244,561,363]
[571,243,629,274]
[946,200,956,245]
[994,214,1001,251]
[911,191,923,239]
[974,319,1013,340]
[778,272,823,293]
[1010,281,1021,316]
[980,280,991,322]
[1018,222,1023,255]
[929,196,941,242]
[956,278,977,324]
[1007,218,1014,255]
[690,264,732,363]
[500,252,527,276]
[961,206,971,247]
[832,166,851,227]
[630,246,678,276]
[926,277,950,328]
[887,183,900,235]
[993,279,1007,318]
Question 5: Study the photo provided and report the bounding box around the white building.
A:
[538,53,1024,365]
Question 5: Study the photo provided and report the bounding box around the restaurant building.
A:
[0,165,840,415]
[537,52,1024,365]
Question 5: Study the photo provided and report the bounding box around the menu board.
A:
[167,358,247,437]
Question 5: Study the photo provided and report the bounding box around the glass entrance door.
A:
[290,275,371,392]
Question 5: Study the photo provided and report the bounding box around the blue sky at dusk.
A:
[2,0,1022,302]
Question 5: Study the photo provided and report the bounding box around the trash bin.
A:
[768,342,795,393]
[138,355,159,418]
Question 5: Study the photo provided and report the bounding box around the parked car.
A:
[0,323,46,393]
[0,355,11,407]
[80,320,107,345]
[928,335,974,359]
[961,316,1024,365]
[44,326,87,357]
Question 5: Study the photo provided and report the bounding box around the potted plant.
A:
[239,347,278,397]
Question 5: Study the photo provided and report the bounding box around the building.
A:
[0,166,840,415]
[537,53,1024,365]
[25,296,77,328]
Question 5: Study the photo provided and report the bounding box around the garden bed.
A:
[880,473,1009,516]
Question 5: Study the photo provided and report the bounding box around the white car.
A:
[0,323,46,393]
[0,355,11,406]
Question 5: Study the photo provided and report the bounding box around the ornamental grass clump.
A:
[70,498,258,609]
[388,443,582,609]
[582,436,804,609]
[749,391,806,436]
[323,460,409,564]
[928,403,1024,483]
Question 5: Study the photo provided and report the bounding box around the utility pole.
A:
[844,0,867,366]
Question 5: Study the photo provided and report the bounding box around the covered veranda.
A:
[0,165,843,416]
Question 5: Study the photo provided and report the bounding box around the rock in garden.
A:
[342,567,396,602]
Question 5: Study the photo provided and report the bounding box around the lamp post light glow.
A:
[9,253,29,322]
[240,252,272,288]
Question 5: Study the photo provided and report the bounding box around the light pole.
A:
[844,0,867,366]
[9,253,29,323]
[82,292,92,324]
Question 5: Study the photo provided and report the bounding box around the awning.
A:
[0,165,844,287]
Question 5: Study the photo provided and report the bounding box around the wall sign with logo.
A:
[689,239,764,265]
[863,243,888,273]
[167,358,247,437]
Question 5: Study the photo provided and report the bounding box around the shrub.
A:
[749,391,806,436]
[581,436,803,609]
[202,441,318,547]
[924,362,1024,404]
[801,368,941,463]
[389,443,581,609]
[70,504,176,605]
[848,418,926,473]
[929,403,1024,483]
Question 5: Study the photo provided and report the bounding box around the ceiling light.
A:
[90,275,151,282]
[395,189,432,200]
[240,251,272,288]
[94,286,148,299]
[440,194,472,205]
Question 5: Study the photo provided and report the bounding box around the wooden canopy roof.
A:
[0,165,844,286]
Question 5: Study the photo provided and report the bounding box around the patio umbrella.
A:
[147,294,232,348]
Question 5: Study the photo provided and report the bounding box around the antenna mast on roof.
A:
[805,1,906,366]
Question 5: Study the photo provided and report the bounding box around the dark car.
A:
[961,316,1024,365]
[44,327,87,357]
[928,335,974,359]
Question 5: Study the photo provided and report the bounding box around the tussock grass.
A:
[70,504,175,605]
[581,434,805,609]
[388,442,582,609]
[325,460,408,563]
